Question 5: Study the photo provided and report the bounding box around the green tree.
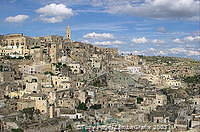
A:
[183,75,200,84]
[76,102,87,110]
[11,128,23,132]
[90,104,101,109]
[44,71,54,75]
[21,107,35,120]
[136,97,143,104]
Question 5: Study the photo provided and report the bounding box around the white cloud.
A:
[83,32,114,40]
[132,50,144,55]
[192,31,200,36]
[81,40,90,43]
[158,50,167,55]
[35,0,86,5]
[187,50,200,56]
[5,15,29,23]
[169,48,187,54]
[173,35,200,43]
[131,37,165,44]
[35,0,199,21]
[94,40,124,45]
[126,48,167,56]
[169,48,200,56]
[82,39,124,45]
[121,47,199,58]
[184,36,194,41]
[36,3,74,23]
[132,37,148,44]
[173,38,184,43]
[36,3,73,16]
[106,0,199,20]
[34,0,200,21]
[149,48,156,51]
[184,36,200,41]
[152,39,165,44]
[38,16,64,23]
[82,32,124,46]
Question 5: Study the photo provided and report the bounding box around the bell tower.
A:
[66,25,71,41]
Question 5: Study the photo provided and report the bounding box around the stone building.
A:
[0,71,14,83]
[17,99,35,110]
[154,93,167,106]
[23,93,48,114]
[32,35,63,64]
[51,74,71,89]
[0,33,35,56]
[30,47,43,64]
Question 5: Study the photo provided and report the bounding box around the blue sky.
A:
[0,0,200,60]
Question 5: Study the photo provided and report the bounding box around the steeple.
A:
[66,25,71,40]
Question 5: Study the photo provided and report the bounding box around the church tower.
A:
[66,25,71,41]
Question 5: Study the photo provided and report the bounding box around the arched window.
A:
[16,42,19,48]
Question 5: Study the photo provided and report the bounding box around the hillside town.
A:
[0,26,199,132]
